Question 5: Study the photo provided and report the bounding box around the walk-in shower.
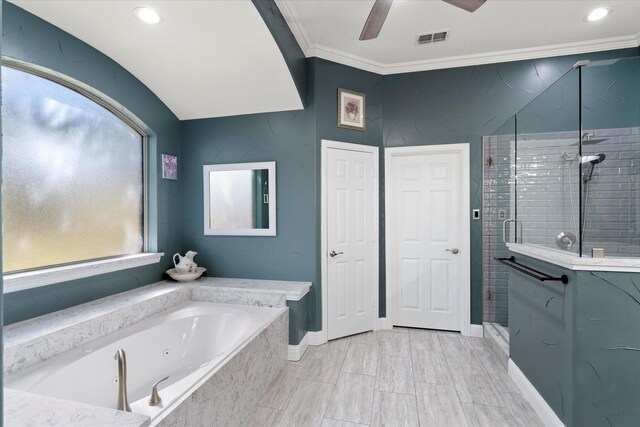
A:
[482,55,640,341]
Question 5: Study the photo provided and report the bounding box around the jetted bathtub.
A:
[5,301,286,424]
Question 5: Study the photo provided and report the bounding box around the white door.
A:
[388,148,466,331]
[326,145,377,340]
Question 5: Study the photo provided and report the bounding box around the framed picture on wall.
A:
[337,88,366,131]
[162,154,178,180]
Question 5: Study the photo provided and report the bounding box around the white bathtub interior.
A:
[5,301,285,422]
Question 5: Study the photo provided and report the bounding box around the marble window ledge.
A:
[507,243,640,272]
[3,252,165,294]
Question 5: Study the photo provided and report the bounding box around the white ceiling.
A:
[10,1,304,120]
[10,1,640,120]
[277,0,640,74]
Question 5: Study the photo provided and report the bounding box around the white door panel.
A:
[327,147,376,340]
[390,151,462,331]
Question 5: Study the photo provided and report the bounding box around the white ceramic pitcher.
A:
[173,251,198,273]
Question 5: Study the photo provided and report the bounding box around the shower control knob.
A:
[446,248,459,254]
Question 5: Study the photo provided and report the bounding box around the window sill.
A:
[3,253,164,294]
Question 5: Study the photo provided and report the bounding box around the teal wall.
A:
[574,270,640,426]
[311,58,384,322]
[181,49,639,338]
[2,1,182,325]
[287,295,308,345]
[2,1,639,351]
[509,254,576,426]
[509,253,640,426]
[179,57,383,342]
[383,48,638,324]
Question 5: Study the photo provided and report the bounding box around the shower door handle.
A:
[502,219,523,244]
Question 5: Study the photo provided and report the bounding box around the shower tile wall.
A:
[516,127,640,257]
[582,127,640,256]
[482,135,514,326]
[516,132,580,253]
[483,126,640,326]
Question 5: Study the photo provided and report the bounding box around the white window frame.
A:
[1,57,162,293]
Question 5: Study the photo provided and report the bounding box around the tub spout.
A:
[114,349,131,412]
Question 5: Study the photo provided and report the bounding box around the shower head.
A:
[583,153,606,181]
[570,133,608,146]
[581,153,606,165]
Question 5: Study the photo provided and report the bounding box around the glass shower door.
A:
[483,117,516,329]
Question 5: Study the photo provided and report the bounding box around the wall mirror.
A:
[203,162,276,236]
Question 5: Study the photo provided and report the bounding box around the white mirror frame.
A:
[203,161,276,236]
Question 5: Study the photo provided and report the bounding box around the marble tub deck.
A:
[3,277,310,427]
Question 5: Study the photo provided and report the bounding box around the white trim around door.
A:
[385,143,472,336]
[321,139,380,343]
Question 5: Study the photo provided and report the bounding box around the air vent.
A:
[417,30,449,45]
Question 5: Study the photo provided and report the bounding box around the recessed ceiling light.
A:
[587,7,609,22]
[134,7,161,24]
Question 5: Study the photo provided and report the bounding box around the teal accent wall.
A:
[509,253,640,426]
[383,48,638,324]
[179,58,383,342]
[311,57,384,321]
[509,254,576,425]
[2,1,181,325]
[287,295,308,345]
[574,270,640,426]
[2,1,639,353]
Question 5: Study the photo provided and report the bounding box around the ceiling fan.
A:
[359,0,487,40]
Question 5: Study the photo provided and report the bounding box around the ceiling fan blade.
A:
[442,0,487,13]
[359,0,393,41]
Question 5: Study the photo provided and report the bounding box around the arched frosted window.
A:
[2,64,144,273]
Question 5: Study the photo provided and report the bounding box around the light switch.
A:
[473,209,480,220]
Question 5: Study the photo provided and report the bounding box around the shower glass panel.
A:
[482,55,640,338]
[580,57,640,257]
[515,68,581,253]
[483,117,515,327]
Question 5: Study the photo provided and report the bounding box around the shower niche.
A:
[482,56,640,329]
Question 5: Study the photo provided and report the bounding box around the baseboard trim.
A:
[466,324,484,338]
[375,317,391,331]
[508,359,565,427]
[287,333,309,361]
[307,330,326,346]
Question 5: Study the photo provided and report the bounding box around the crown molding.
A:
[274,1,640,76]
[308,34,640,75]
[274,0,311,56]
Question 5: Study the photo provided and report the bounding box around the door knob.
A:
[446,248,459,254]
[329,250,344,258]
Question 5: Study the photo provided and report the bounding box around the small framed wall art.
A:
[162,154,178,180]
[337,88,366,131]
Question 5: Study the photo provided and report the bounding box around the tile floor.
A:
[243,328,544,427]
